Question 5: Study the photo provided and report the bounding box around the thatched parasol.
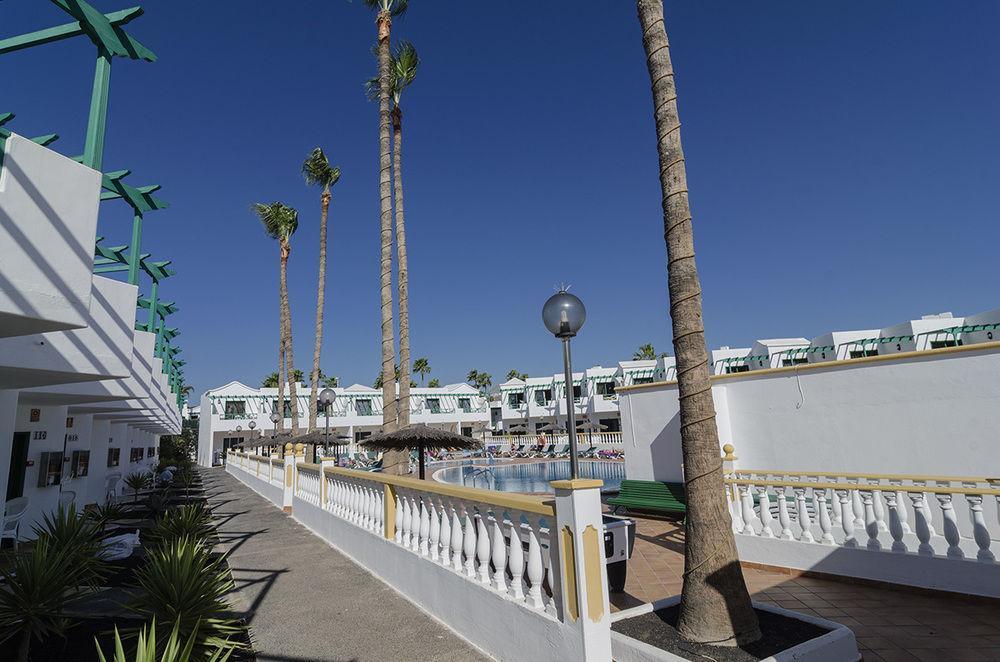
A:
[361,424,480,479]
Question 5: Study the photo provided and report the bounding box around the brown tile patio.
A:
[606,509,1000,661]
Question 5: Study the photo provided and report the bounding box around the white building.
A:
[0,133,181,531]
[197,381,490,465]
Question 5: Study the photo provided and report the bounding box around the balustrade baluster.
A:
[777,487,793,540]
[451,504,465,572]
[438,499,452,566]
[508,517,525,601]
[419,498,430,557]
[851,486,865,532]
[837,490,856,547]
[795,488,814,542]
[401,494,412,547]
[895,487,911,533]
[491,514,507,592]
[394,493,404,544]
[739,485,757,536]
[908,492,935,556]
[861,491,881,550]
[937,494,964,559]
[428,500,440,561]
[729,484,745,533]
[816,489,834,544]
[755,486,774,537]
[883,491,907,552]
[360,486,371,529]
[830,480,842,526]
[525,516,545,610]
[463,505,477,578]
[476,511,491,584]
[409,497,421,552]
[871,482,888,531]
[372,487,382,532]
[967,495,995,562]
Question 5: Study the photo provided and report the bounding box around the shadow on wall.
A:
[649,410,682,483]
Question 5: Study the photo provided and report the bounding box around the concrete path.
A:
[202,468,490,662]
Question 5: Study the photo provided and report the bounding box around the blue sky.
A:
[3,1,998,394]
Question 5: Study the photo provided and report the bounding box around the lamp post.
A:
[542,289,586,479]
[248,420,257,453]
[270,412,280,455]
[319,388,336,464]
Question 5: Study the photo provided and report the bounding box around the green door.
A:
[6,432,29,501]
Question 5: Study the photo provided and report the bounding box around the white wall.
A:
[621,344,1000,481]
[0,134,102,337]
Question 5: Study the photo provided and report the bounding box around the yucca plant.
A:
[125,472,153,503]
[96,618,233,662]
[147,504,215,548]
[86,502,130,534]
[145,491,172,519]
[174,470,199,501]
[0,539,89,662]
[130,537,245,653]
[32,503,106,585]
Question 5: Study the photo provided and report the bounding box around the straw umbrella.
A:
[361,424,480,479]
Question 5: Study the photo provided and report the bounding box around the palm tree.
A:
[467,370,492,394]
[302,147,342,432]
[254,202,302,436]
[363,0,408,441]
[427,377,440,388]
[321,375,339,388]
[413,357,430,384]
[506,369,528,381]
[262,372,279,388]
[633,343,657,360]
[636,0,760,646]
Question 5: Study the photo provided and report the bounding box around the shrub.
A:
[96,618,233,662]
[86,502,130,534]
[125,472,153,503]
[130,537,245,653]
[148,504,215,548]
[0,539,89,662]
[32,503,106,585]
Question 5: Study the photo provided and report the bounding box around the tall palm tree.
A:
[633,343,657,360]
[387,41,419,429]
[254,202,302,436]
[363,0,408,442]
[506,369,528,381]
[302,148,342,432]
[413,357,430,384]
[636,0,760,646]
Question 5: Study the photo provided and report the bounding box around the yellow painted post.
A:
[384,483,396,540]
[722,443,737,503]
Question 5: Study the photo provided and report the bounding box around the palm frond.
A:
[301,148,341,190]
[392,41,419,92]
[390,0,408,18]
[251,202,298,242]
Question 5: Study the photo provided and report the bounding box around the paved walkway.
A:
[608,510,1000,661]
[202,468,490,662]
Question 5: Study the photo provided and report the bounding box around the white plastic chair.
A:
[58,491,76,510]
[105,473,122,503]
[1,497,30,550]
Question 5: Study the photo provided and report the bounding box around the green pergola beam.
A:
[0,7,144,55]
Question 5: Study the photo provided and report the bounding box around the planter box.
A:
[611,596,859,662]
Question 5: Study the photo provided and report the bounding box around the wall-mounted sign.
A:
[32,430,47,440]
[30,409,40,422]
[66,417,74,428]
[64,434,79,443]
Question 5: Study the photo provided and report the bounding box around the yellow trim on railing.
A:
[297,462,321,474]
[732,469,996,484]
[250,454,269,461]
[616,340,1000,393]
[724,477,1000,497]
[323,466,556,516]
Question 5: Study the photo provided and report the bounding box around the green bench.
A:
[608,479,686,517]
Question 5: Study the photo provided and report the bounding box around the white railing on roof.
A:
[485,432,623,448]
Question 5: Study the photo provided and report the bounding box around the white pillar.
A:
[282,442,296,512]
[551,478,612,661]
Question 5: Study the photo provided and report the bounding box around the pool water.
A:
[434,460,625,494]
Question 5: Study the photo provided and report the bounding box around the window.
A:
[107,448,120,468]
[461,426,473,438]
[491,407,502,426]
[71,450,90,478]
[930,340,961,349]
[130,448,144,463]
[458,398,471,413]
[427,398,441,414]
[724,365,749,374]
[508,393,524,408]
[849,349,878,359]
[572,385,582,401]
[633,377,655,385]
[148,447,157,457]
[224,400,246,418]
[596,381,616,397]
[534,389,553,406]
[600,418,621,432]
[354,431,372,442]
[355,399,373,416]
[270,399,292,418]
[781,358,808,367]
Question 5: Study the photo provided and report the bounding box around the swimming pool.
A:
[433,460,625,494]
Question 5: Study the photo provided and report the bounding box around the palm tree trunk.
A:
[636,0,760,646]
[276,250,286,435]
[309,188,331,432]
[393,107,411,429]
[376,10,405,475]
[280,241,300,435]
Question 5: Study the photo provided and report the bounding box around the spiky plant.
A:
[130,537,245,652]
[147,504,215,548]
[0,539,89,662]
[96,618,233,662]
[125,472,152,503]
[32,503,106,585]
[253,201,301,436]
[86,502,130,534]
